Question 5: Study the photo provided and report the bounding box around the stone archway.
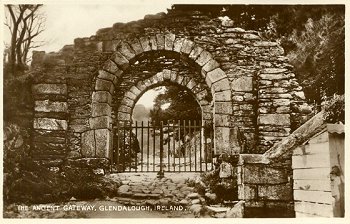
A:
[82,33,235,160]
[116,69,213,123]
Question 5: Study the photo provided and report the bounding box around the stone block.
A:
[155,72,164,82]
[95,78,115,94]
[92,91,112,105]
[258,184,293,200]
[215,102,233,114]
[202,59,220,73]
[89,116,112,130]
[196,50,212,66]
[212,79,230,92]
[117,42,135,60]
[242,165,288,184]
[97,70,117,85]
[112,52,129,70]
[226,27,245,32]
[149,36,157,50]
[292,91,306,100]
[232,76,253,92]
[170,70,177,82]
[35,100,68,113]
[243,33,260,40]
[180,39,194,54]
[253,41,278,47]
[238,185,257,200]
[189,46,204,60]
[95,129,112,158]
[260,73,293,80]
[215,114,230,127]
[258,114,290,126]
[129,39,143,55]
[34,118,67,130]
[206,68,226,86]
[139,36,151,52]
[164,33,176,51]
[136,81,147,92]
[259,93,292,99]
[117,112,131,121]
[81,130,95,157]
[163,69,171,80]
[32,84,67,95]
[103,60,122,76]
[130,86,141,96]
[214,90,231,102]
[124,91,137,100]
[214,127,231,155]
[186,79,196,90]
[261,68,288,74]
[92,103,112,117]
[118,105,132,113]
[156,34,165,50]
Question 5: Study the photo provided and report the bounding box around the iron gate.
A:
[111,120,215,173]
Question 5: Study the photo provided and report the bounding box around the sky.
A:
[3,2,172,108]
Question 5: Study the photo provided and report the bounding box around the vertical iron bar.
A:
[198,121,203,172]
[183,120,186,172]
[147,121,150,172]
[135,121,138,172]
[199,121,208,171]
[178,120,181,172]
[210,124,214,171]
[123,121,126,171]
[204,121,208,172]
[116,123,120,172]
[173,120,175,172]
[153,121,156,172]
[160,121,164,175]
[194,120,197,172]
[141,121,144,172]
[189,120,192,172]
[129,121,132,172]
[167,121,170,172]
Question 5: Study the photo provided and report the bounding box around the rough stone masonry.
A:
[29,6,312,217]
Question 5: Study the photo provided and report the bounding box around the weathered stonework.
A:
[30,7,310,169]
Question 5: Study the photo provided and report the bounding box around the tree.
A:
[171,5,345,105]
[4,4,45,73]
[149,85,202,125]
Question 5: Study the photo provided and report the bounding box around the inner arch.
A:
[116,69,213,124]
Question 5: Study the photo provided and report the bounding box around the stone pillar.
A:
[257,68,293,153]
[237,154,294,218]
[32,82,68,167]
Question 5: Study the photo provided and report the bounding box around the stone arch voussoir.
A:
[89,32,234,158]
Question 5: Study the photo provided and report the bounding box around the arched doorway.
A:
[113,72,214,172]
[85,33,236,168]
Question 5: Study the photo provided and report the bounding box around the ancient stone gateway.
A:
[84,34,234,160]
[31,8,310,172]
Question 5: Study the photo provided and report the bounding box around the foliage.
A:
[286,14,344,103]
[172,5,345,105]
[196,154,239,203]
[149,85,202,125]
[4,123,120,205]
[323,94,345,124]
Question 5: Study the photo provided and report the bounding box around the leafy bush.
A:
[4,123,120,205]
[196,154,239,203]
[323,94,345,123]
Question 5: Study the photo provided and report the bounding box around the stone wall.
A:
[31,59,68,166]
[30,7,310,165]
[237,154,294,217]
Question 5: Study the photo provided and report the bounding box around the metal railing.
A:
[111,120,215,173]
